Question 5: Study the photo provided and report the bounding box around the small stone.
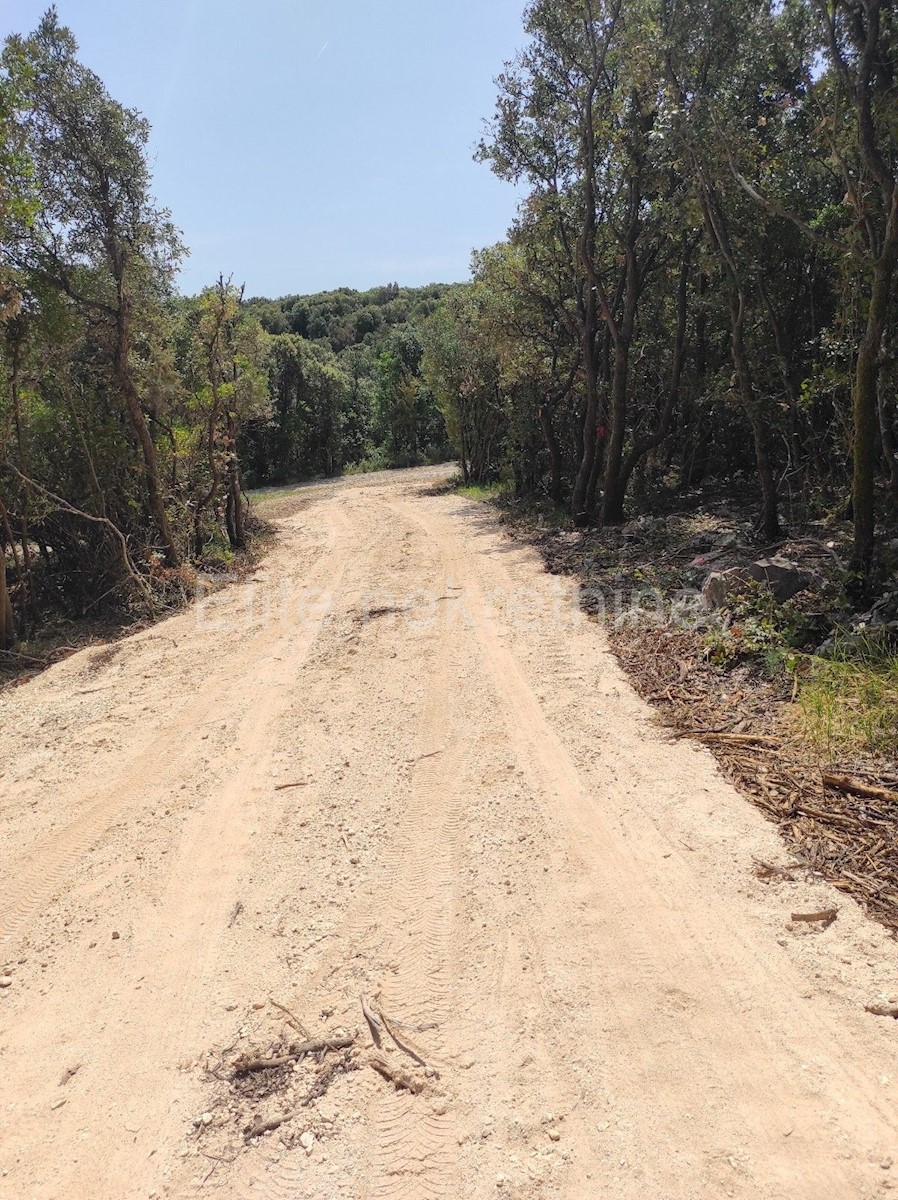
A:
[251,1001,265,1010]
[0,976,12,988]
[884,1159,894,1171]
[111,932,120,941]
[201,1112,213,1126]
[548,1129,561,1142]
[299,1131,315,1152]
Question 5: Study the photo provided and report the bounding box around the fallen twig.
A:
[360,994,383,1047]
[753,859,796,882]
[234,1035,355,1076]
[369,1055,423,1094]
[377,1007,438,1075]
[245,1109,298,1139]
[409,749,444,764]
[791,909,838,925]
[274,782,307,791]
[822,774,898,805]
[690,732,781,749]
[269,997,311,1038]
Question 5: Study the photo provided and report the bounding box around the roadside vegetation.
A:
[0,11,451,668]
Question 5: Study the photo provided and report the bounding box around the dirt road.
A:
[1,466,896,1200]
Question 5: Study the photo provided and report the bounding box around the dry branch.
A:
[269,997,311,1038]
[790,909,838,925]
[245,1109,297,1139]
[822,774,898,805]
[753,859,796,882]
[360,994,383,1047]
[369,1056,424,1094]
[233,1035,354,1076]
[377,1007,437,1075]
[690,732,780,749]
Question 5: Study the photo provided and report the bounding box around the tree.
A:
[811,0,898,577]
[5,9,184,565]
[421,287,506,485]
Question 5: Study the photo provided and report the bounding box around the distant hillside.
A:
[240,284,460,486]
[245,283,452,355]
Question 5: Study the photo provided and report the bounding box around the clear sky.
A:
[5,0,527,297]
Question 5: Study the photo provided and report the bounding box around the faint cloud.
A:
[315,42,329,60]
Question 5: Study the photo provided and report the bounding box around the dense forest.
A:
[433,0,898,595]
[2,0,898,650]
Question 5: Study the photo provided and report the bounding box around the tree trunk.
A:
[618,239,692,503]
[600,336,631,524]
[538,401,564,506]
[113,272,179,567]
[226,413,245,550]
[730,292,779,539]
[8,327,36,633]
[697,183,779,539]
[878,365,898,495]
[601,235,642,524]
[571,290,600,525]
[0,537,13,650]
[852,199,898,573]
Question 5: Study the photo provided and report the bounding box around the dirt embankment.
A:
[0,466,896,1200]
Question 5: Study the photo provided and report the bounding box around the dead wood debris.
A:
[233,1035,355,1077]
[204,999,436,1149]
[790,909,839,925]
[753,859,797,882]
[512,502,898,937]
[681,731,781,749]
[359,995,439,1075]
[822,774,898,805]
[369,1056,424,1094]
[58,1063,82,1087]
[269,997,311,1038]
[608,623,898,937]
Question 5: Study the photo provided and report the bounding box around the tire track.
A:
[0,508,347,954]
[397,494,897,1198]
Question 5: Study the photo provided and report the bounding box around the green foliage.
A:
[796,634,898,759]
[703,582,814,670]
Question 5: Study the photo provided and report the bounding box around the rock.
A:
[702,556,812,609]
[548,1128,561,1142]
[299,1131,315,1151]
[0,976,12,988]
[622,515,656,538]
[701,571,743,609]
[747,556,813,602]
[201,1112,213,1126]
[111,931,120,940]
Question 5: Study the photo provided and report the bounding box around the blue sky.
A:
[6,0,526,297]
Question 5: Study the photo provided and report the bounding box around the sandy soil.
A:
[0,465,896,1200]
